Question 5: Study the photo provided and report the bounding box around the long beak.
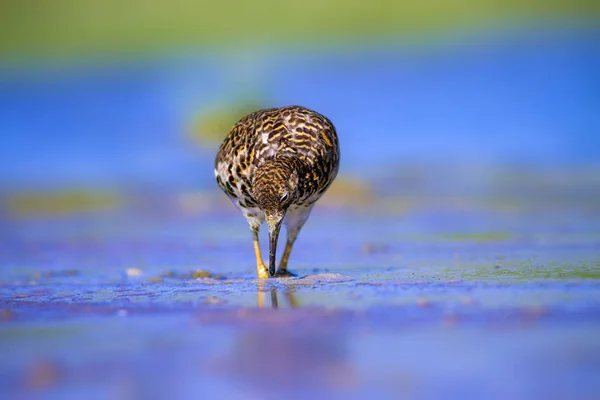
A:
[267,217,283,277]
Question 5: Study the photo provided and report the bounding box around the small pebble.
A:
[417,297,429,307]
[461,297,475,306]
[126,268,143,277]
[0,309,13,321]
[360,243,388,255]
[192,270,211,279]
[25,359,60,389]
[205,296,224,305]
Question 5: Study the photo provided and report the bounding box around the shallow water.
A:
[1,201,600,399]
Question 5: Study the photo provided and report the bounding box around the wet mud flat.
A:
[1,200,600,400]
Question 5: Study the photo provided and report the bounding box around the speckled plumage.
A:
[214,105,340,278]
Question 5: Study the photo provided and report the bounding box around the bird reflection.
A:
[256,284,299,309]
[202,284,357,397]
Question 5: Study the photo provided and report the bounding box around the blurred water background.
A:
[1,1,599,399]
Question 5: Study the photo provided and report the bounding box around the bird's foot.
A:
[274,269,297,278]
[256,263,270,280]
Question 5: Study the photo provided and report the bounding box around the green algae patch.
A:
[366,263,600,284]
[401,232,515,243]
[0,0,595,56]
[320,176,375,208]
[4,190,124,217]
[438,233,514,243]
[453,264,600,282]
[0,324,90,340]
[188,100,267,147]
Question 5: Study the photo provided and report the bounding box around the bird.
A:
[214,105,340,279]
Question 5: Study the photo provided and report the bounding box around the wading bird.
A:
[215,106,340,278]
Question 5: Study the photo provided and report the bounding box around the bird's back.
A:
[215,105,340,207]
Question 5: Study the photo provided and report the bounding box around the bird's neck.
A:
[251,158,295,202]
[255,157,304,181]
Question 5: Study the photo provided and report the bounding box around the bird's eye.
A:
[281,192,289,202]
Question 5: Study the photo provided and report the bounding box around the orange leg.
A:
[277,238,296,275]
[252,229,269,279]
[276,207,313,277]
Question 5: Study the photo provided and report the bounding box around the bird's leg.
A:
[252,228,269,280]
[276,236,298,277]
[276,206,313,277]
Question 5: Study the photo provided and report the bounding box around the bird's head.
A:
[252,158,299,277]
